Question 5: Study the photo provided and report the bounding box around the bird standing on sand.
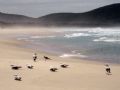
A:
[26,64,34,69]
[44,56,51,61]
[33,53,37,62]
[105,64,111,75]
[14,75,22,81]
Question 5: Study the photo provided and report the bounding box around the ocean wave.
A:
[64,33,91,38]
[93,32,120,37]
[30,35,56,39]
[93,37,120,42]
[89,28,120,37]
[63,28,120,38]
[60,53,87,58]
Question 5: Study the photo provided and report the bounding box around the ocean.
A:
[17,27,120,64]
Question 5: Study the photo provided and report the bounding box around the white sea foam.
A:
[64,33,91,38]
[60,53,87,58]
[63,28,120,38]
[30,35,56,39]
[93,31,120,37]
[104,39,120,42]
[93,37,107,41]
[93,37,120,42]
[88,28,120,37]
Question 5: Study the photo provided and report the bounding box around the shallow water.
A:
[17,27,120,64]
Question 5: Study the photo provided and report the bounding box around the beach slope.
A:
[0,28,120,90]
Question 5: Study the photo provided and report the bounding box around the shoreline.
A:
[1,27,118,65]
[0,27,120,90]
[16,37,120,65]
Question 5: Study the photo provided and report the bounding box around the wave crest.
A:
[64,33,91,38]
[60,53,87,58]
[93,37,120,42]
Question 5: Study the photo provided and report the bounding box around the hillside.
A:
[0,3,120,27]
[38,3,120,27]
[0,12,37,27]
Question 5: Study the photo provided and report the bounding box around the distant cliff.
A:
[0,3,120,27]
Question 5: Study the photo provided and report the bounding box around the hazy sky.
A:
[0,0,119,17]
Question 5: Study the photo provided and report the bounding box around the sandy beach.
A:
[0,27,120,90]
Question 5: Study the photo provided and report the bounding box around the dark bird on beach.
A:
[26,64,34,69]
[105,64,111,75]
[14,75,22,81]
[50,68,58,72]
[44,56,51,61]
[60,64,69,68]
[10,65,22,70]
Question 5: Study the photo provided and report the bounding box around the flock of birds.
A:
[10,54,111,81]
[10,55,69,81]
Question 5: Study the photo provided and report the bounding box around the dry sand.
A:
[0,27,120,90]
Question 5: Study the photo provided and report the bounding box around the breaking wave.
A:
[64,33,91,38]
[93,37,120,42]
[60,53,87,58]
[88,28,120,37]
